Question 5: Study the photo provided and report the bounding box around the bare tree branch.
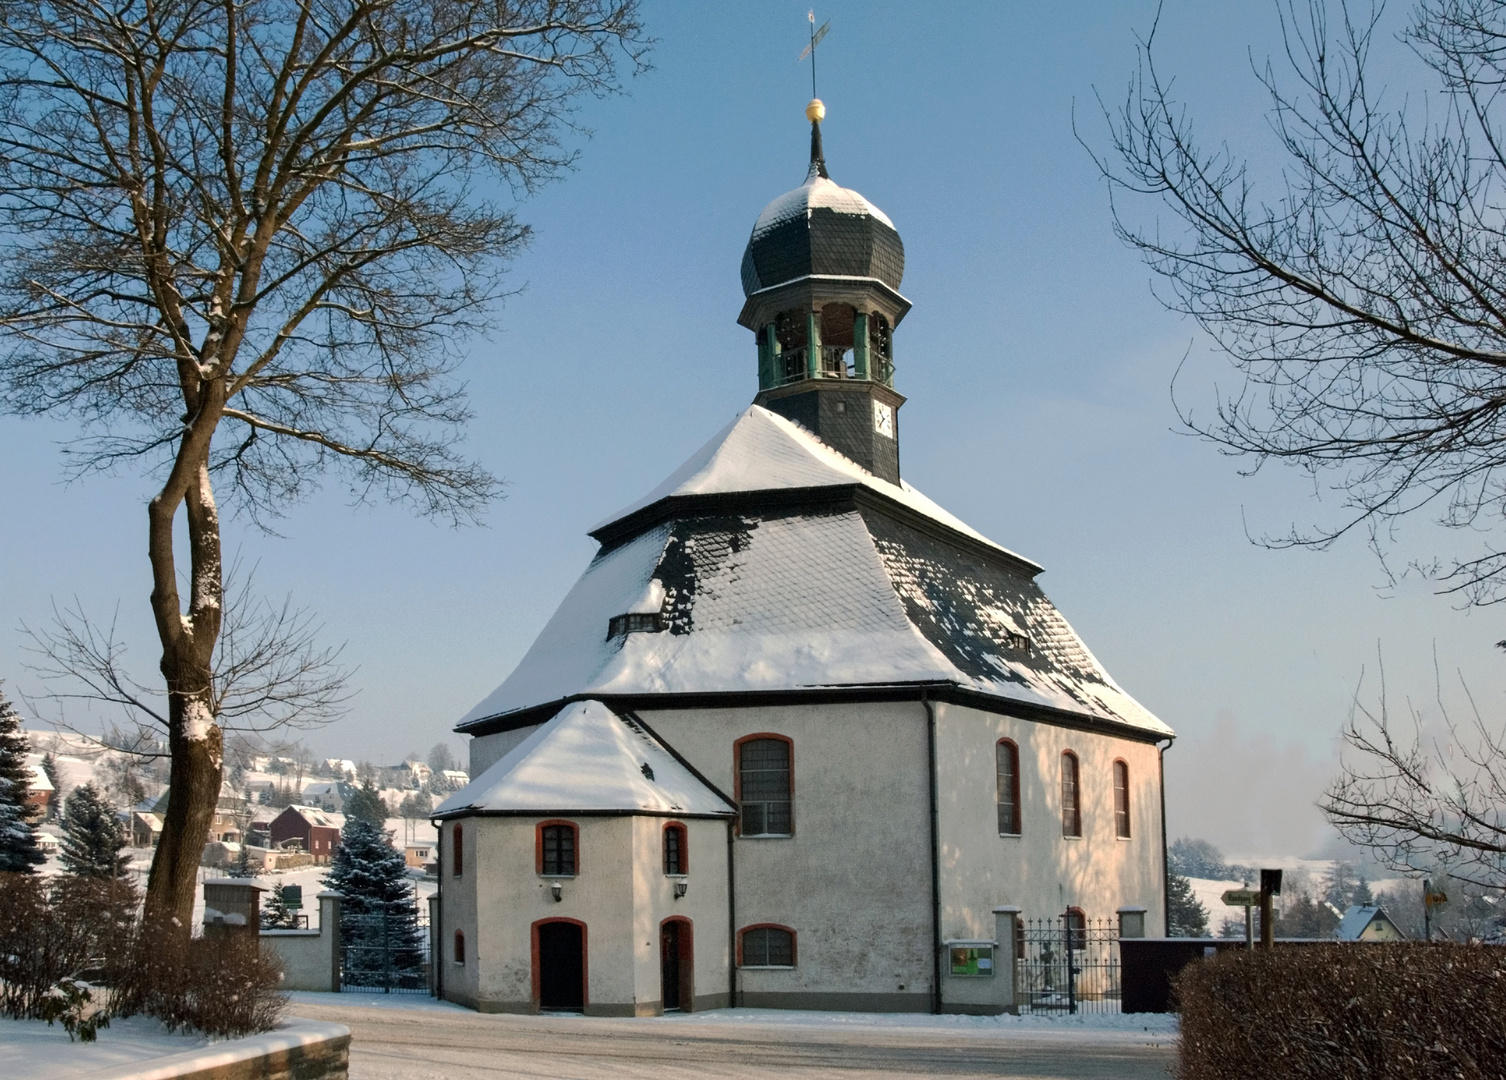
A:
[1088,0,1506,604]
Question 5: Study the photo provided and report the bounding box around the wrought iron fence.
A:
[341,897,430,994]
[1015,916,1121,1015]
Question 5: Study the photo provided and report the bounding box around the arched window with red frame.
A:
[1061,752,1082,838]
[453,929,466,964]
[536,820,578,877]
[452,823,464,876]
[735,734,793,837]
[996,739,1021,835]
[738,924,796,968]
[1113,759,1131,839]
[663,822,687,875]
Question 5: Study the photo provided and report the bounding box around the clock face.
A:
[873,400,894,439]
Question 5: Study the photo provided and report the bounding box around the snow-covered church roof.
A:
[435,700,734,818]
[459,408,1172,739]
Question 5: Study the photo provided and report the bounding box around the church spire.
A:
[806,98,829,180]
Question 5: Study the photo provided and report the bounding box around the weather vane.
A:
[799,11,831,99]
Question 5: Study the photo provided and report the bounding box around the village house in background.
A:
[1337,905,1406,942]
[268,804,345,864]
[433,103,1174,1018]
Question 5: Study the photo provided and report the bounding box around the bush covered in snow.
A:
[0,872,285,1039]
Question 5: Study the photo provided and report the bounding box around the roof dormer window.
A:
[608,613,662,639]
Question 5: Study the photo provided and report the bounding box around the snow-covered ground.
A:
[0,1015,208,1080]
[286,992,1178,1041]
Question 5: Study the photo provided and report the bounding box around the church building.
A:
[432,100,1174,1016]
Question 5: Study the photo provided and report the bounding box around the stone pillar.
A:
[203,878,267,936]
[1118,906,1147,940]
[993,906,1021,1014]
[319,891,343,992]
[852,312,869,379]
[806,310,821,379]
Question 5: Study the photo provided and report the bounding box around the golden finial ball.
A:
[806,98,826,123]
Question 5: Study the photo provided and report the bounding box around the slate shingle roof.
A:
[740,161,905,296]
[459,410,1171,739]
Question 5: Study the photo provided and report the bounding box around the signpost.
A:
[1222,889,1258,948]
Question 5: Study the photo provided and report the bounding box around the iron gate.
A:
[1015,916,1121,1014]
[341,899,429,994]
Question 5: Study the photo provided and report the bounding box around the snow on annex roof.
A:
[461,407,1172,738]
[436,700,734,818]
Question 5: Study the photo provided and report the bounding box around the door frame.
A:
[659,915,694,1013]
[531,917,589,1011]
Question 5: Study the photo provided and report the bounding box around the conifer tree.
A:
[59,783,131,879]
[1167,871,1211,937]
[343,779,389,827]
[260,882,300,929]
[0,682,45,872]
[40,753,59,819]
[326,818,423,987]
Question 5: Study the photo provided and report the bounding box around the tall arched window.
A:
[1061,752,1082,838]
[452,823,464,876]
[537,821,578,876]
[453,929,466,964]
[663,822,687,875]
[1113,760,1131,839]
[737,735,793,837]
[1065,908,1087,951]
[996,740,1022,835]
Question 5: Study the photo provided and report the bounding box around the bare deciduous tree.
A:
[1322,660,1506,891]
[0,0,645,930]
[1091,0,1506,604]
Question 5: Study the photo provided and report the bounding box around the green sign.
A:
[949,945,994,977]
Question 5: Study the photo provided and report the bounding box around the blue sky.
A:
[1,1,1498,857]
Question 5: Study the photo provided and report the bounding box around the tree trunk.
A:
[143,679,223,931]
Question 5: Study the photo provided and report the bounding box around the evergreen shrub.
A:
[1176,943,1506,1080]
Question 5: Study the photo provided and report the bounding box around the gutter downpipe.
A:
[923,690,942,1015]
[431,817,443,1001]
[727,817,737,1008]
[1157,739,1172,936]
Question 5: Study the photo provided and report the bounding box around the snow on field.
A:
[0,1015,208,1080]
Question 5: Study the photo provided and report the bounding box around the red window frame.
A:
[452,823,464,877]
[535,820,579,876]
[996,739,1022,835]
[1061,751,1082,838]
[663,821,688,875]
[1113,759,1131,839]
[736,923,797,968]
[453,929,465,965]
[733,733,794,837]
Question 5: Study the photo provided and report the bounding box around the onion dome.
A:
[739,101,905,297]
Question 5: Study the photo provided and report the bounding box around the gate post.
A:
[320,891,342,992]
[992,906,1021,1015]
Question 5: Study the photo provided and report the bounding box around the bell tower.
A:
[737,100,910,484]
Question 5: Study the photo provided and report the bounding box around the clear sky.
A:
[2,1,1499,860]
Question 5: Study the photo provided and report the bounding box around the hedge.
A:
[1176,943,1506,1080]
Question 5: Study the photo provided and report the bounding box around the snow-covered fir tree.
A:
[1167,871,1210,937]
[59,782,131,879]
[343,778,389,827]
[326,818,423,985]
[0,682,45,872]
[261,882,301,928]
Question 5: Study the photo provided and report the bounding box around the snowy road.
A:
[288,996,1176,1080]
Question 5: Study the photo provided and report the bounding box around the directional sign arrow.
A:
[1222,889,1260,907]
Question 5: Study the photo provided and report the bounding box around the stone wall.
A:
[84,1020,349,1080]
[261,893,341,992]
